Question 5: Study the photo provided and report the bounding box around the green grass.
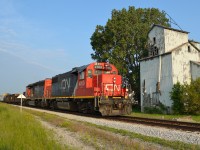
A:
[25,109,200,150]
[3,104,199,150]
[25,111,144,149]
[87,123,200,150]
[130,112,200,122]
[0,103,62,150]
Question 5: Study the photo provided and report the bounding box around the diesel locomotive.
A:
[24,62,133,116]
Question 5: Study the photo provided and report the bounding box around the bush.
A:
[170,78,200,115]
[170,82,184,114]
[144,106,163,114]
[144,102,167,114]
[182,78,200,115]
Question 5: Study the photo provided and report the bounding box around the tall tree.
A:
[90,6,170,105]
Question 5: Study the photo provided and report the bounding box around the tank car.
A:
[25,62,133,116]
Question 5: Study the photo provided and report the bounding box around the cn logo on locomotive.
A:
[105,84,121,91]
[61,78,70,90]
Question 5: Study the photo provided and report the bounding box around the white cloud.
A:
[0,0,71,74]
[0,27,17,38]
[0,42,65,73]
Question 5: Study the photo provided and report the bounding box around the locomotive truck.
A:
[25,62,133,116]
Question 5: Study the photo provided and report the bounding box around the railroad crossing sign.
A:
[17,94,26,112]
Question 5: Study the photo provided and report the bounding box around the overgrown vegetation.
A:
[170,78,200,115]
[144,106,163,114]
[0,103,62,150]
[144,102,168,114]
[170,82,184,114]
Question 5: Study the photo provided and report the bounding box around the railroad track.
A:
[9,103,200,132]
[106,116,200,132]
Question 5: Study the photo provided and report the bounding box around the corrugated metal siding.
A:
[140,57,159,109]
[140,52,173,109]
[190,61,200,80]
[172,44,200,84]
[148,26,165,54]
[164,29,188,53]
[159,55,173,107]
[141,25,200,112]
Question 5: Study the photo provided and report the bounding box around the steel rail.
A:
[6,103,200,132]
[106,116,200,132]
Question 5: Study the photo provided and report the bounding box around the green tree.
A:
[90,6,170,104]
[170,82,184,114]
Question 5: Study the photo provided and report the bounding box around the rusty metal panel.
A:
[190,61,200,80]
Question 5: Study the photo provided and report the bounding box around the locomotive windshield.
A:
[94,70,116,75]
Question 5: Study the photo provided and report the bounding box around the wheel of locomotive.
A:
[37,100,42,107]
[99,105,112,116]
[50,100,57,110]
[124,104,132,114]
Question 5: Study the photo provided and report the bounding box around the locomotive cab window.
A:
[87,69,92,78]
[104,71,111,74]
[95,70,102,75]
[79,71,85,80]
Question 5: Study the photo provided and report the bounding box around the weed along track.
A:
[106,116,200,132]
[13,104,200,148]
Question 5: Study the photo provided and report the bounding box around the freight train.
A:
[4,62,133,116]
[3,93,20,104]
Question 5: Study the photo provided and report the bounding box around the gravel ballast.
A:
[21,106,200,145]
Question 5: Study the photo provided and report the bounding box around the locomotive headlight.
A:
[113,77,116,83]
[126,89,128,92]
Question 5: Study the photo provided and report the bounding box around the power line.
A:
[163,11,183,31]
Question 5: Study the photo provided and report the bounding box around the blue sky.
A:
[0,0,200,94]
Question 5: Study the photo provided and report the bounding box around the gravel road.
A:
[37,116,95,150]
[21,106,200,145]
